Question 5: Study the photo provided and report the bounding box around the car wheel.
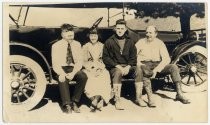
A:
[9,55,47,111]
[173,46,207,92]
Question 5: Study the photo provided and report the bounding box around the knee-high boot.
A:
[135,82,147,107]
[144,79,156,108]
[175,82,190,104]
[113,84,124,110]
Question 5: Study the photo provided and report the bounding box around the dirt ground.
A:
[3,83,208,123]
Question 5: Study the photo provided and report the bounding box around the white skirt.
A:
[84,69,111,103]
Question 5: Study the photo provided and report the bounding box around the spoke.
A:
[177,64,187,68]
[197,66,207,70]
[10,65,15,76]
[197,69,207,74]
[187,75,191,85]
[195,72,204,82]
[16,94,21,103]
[196,64,207,71]
[193,75,197,85]
[179,66,188,73]
[181,58,189,65]
[198,57,205,64]
[23,78,36,84]
[197,70,207,74]
[18,66,23,77]
[22,91,29,99]
[25,86,35,91]
[22,71,32,80]
[188,54,192,64]
[195,57,206,66]
[197,67,207,72]
[29,84,36,88]
[192,54,196,64]
[28,79,36,83]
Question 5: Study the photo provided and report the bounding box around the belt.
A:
[141,60,160,63]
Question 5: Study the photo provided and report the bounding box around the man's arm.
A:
[135,39,144,66]
[128,42,137,66]
[51,43,66,75]
[102,41,117,68]
[153,41,171,73]
[82,44,92,70]
[70,42,83,76]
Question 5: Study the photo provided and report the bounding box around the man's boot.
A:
[113,84,124,110]
[144,79,156,108]
[175,82,190,104]
[135,82,147,107]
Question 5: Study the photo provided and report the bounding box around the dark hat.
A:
[116,19,126,25]
[89,28,98,34]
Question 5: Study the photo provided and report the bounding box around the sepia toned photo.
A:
[3,1,208,122]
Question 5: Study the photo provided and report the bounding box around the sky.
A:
[9,7,134,27]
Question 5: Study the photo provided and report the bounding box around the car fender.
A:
[10,42,52,82]
[171,41,206,63]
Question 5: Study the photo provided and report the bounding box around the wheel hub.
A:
[190,65,197,73]
[11,81,20,89]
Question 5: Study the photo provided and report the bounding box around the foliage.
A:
[127,3,205,19]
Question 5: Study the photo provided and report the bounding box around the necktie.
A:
[66,43,74,65]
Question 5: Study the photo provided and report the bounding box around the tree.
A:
[127,3,205,41]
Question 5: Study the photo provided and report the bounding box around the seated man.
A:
[102,19,141,110]
[135,25,190,105]
[51,24,87,113]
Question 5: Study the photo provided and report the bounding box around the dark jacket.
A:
[102,34,137,69]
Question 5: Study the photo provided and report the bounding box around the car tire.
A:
[173,45,207,93]
[8,55,47,111]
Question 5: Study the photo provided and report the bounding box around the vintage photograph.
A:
[3,2,207,122]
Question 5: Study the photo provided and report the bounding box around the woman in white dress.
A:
[82,29,111,112]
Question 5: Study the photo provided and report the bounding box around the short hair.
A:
[146,25,158,33]
[61,23,74,32]
[116,19,126,26]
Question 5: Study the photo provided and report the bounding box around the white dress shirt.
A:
[51,39,83,75]
[135,38,171,72]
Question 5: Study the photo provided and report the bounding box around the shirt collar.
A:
[62,39,74,45]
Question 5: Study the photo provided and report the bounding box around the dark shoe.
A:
[63,104,72,114]
[97,99,104,109]
[90,98,103,112]
[72,102,80,113]
[90,104,102,112]
[90,108,97,113]
[135,99,147,107]
[148,101,156,108]
[175,94,191,104]
[91,97,99,108]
